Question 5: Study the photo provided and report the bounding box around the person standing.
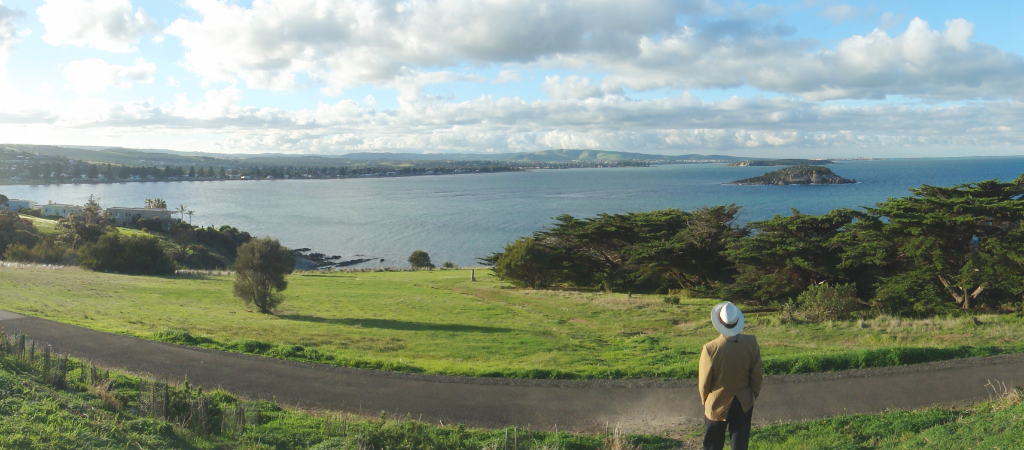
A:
[698,301,763,450]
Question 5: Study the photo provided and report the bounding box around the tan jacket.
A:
[698,334,763,421]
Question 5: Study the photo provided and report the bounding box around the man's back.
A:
[698,334,763,421]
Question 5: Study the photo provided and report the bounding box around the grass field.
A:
[2,348,1021,450]
[1,267,1022,379]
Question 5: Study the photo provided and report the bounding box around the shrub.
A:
[489,237,560,289]
[79,232,176,275]
[4,239,70,264]
[233,237,294,313]
[408,250,434,269]
[662,296,681,305]
[442,261,457,269]
[797,283,862,322]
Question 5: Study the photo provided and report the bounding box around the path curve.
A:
[1,310,1021,433]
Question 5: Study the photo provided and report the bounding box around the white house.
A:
[39,201,83,217]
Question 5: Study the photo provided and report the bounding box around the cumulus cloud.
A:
[165,0,708,90]
[591,17,1024,101]
[493,69,521,84]
[161,1,1024,103]
[0,1,24,81]
[63,58,156,94]
[542,75,620,100]
[38,0,157,53]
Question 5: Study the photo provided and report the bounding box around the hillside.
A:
[730,165,856,185]
[2,143,749,165]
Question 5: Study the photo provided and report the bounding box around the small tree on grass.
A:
[233,237,295,313]
[408,250,434,269]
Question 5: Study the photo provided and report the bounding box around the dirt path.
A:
[2,310,1021,434]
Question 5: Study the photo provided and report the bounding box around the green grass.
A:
[1,347,1021,450]
[0,352,676,450]
[1,267,1023,379]
[18,214,149,238]
[750,390,1024,449]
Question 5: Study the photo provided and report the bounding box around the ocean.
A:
[4,157,1023,267]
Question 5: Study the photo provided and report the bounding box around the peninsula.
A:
[730,165,856,185]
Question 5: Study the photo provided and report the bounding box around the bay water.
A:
[4,157,1023,267]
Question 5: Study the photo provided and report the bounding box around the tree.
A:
[145,198,167,209]
[188,165,196,178]
[219,166,227,178]
[56,195,113,249]
[87,164,99,180]
[187,210,195,225]
[177,204,188,221]
[489,238,559,288]
[859,177,1024,310]
[233,237,295,313]
[0,194,8,210]
[171,226,195,261]
[408,250,434,269]
[725,209,857,304]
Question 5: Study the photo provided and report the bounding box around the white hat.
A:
[711,301,744,337]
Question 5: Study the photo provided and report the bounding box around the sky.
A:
[0,0,1023,157]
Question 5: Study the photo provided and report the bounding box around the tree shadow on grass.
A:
[278,314,515,334]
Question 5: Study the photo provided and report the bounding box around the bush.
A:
[663,296,681,305]
[408,250,434,269]
[489,237,560,289]
[797,283,862,322]
[233,237,294,313]
[79,232,176,275]
[4,239,70,264]
[442,261,457,269]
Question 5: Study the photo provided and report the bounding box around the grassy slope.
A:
[1,268,1022,379]
[1,352,1021,450]
[19,214,149,238]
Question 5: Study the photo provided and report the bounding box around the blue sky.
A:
[0,0,1023,157]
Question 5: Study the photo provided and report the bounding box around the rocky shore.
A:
[292,248,381,270]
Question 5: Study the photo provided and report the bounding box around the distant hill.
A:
[1,144,751,165]
[337,149,747,163]
[727,159,832,167]
[730,165,856,185]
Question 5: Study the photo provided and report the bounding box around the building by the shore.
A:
[40,201,83,217]
[2,199,35,211]
[107,207,175,227]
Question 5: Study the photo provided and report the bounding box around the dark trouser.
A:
[703,397,753,450]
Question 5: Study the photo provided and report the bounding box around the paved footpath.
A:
[1,310,1022,433]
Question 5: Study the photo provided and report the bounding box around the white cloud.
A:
[166,77,180,87]
[166,0,710,90]
[543,75,616,100]
[0,1,24,82]
[63,57,156,94]
[37,0,157,53]
[590,17,1024,101]
[819,4,864,25]
[36,83,54,94]
[494,69,521,84]
[363,94,376,108]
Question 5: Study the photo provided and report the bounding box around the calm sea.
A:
[4,157,1023,267]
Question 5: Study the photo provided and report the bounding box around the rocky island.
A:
[726,159,833,167]
[730,165,856,185]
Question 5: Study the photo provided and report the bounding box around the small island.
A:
[726,159,833,167]
[730,165,856,185]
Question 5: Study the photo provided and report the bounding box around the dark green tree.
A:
[489,238,559,288]
[860,177,1024,310]
[724,208,857,304]
[233,237,295,313]
[408,250,434,269]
